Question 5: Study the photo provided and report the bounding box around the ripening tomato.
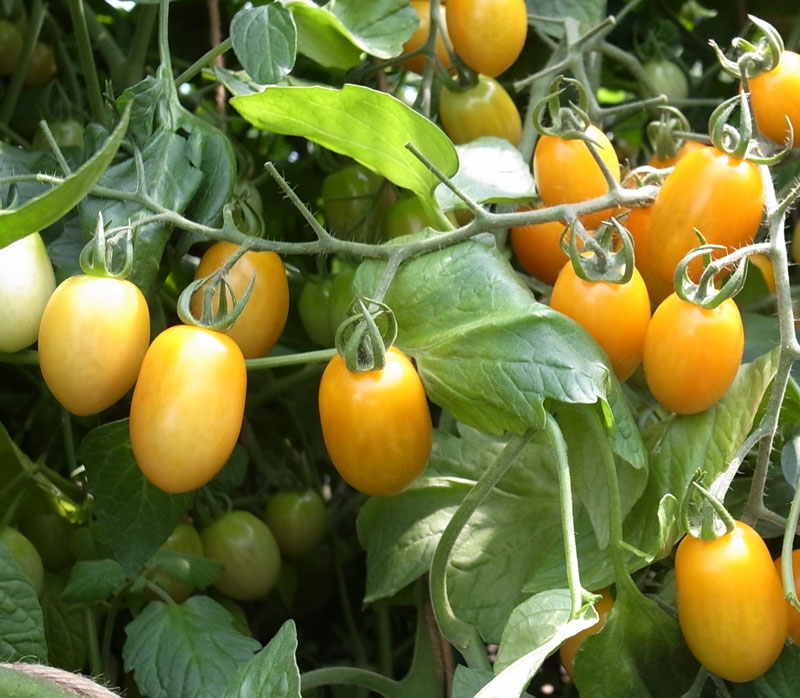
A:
[533,125,622,230]
[0,526,44,597]
[145,522,205,603]
[510,213,569,285]
[439,75,522,145]
[190,241,289,359]
[748,253,776,295]
[774,550,800,644]
[318,346,432,497]
[384,195,455,240]
[675,521,788,683]
[446,0,527,77]
[550,261,651,382]
[400,1,451,74]
[645,145,764,303]
[38,275,150,416]
[23,41,56,88]
[643,293,743,414]
[201,510,281,601]
[559,587,614,680]
[0,232,56,353]
[263,489,327,558]
[129,325,247,494]
[647,139,705,169]
[749,50,800,147]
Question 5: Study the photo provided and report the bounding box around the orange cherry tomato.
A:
[533,125,622,231]
[642,293,744,414]
[624,205,654,285]
[130,325,247,494]
[774,550,800,644]
[676,521,788,683]
[190,241,289,359]
[559,588,614,680]
[647,139,705,169]
[318,346,432,497]
[510,213,569,285]
[400,1,451,75]
[749,50,800,147]
[549,261,651,382]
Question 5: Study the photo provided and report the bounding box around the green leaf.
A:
[358,425,646,641]
[485,590,597,697]
[452,666,493,698]
[0,540,47,663]
[146,550,223,590]
[355,235,613,434]
[574,584,699,697]
[40,571,88,672]
[0,103,130,249]
[0,421,35,515]
[230,84,457,203]
[231,6,297,85]
[62,559,129,605]
[741,643,800,697]
[435,137,536,211]
[221,620,300,698]
[527,0,606,39]
[77,420,193,577]
[124,596,261,698]
[628,349,779,560]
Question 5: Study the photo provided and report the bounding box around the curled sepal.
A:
[79,212,135,279]
[646,106,692,163]
[176,242,255,332]
[531,76,591,139]
[708,93,753,160]
[334,297,398,373]
[680,477,736,542]
[711,15,784,80]
[673,242,748,310]
[563,217,635,284]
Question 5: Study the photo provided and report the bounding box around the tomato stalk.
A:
[0,0,45,126]
[429,429,535,672]
[66,0,106,125]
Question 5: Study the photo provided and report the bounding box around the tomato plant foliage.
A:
[2,1,800,698]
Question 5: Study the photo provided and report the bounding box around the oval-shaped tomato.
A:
[318,346,433,497]
[400,0,451,75]
[774,550,800,644]
[0,232,56,353]
[446,0,527,77]
[263,489,327,558]
[749,50,800,147]
[647,139,705,169]
[624,205,653,285]
[298,265,356,348]
[201,510,281,601]
[0,19,22,77]
[509,212,569,285]
[643,293,743,414]
[23,41,57,88]
[322,164,395,243]
[129,325,247,494]
[384,195,454,240]
[439,75,522,145]
[32,118,84,151]
[533,125,622,230]
[549,261,651,382]
[38,275,150,416]
[146,522,205,603]
[748,253,776,295]
[0,526,44,597]
[190,241,289,359]
[675,521,787,683]
[642,59,689,102]
[19,512,74,572]
[559,587,614,680]
[645,145,764,303]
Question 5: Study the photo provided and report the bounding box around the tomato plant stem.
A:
[300,667,403,697]
[0,0,44,126]
[781,482,800,612]
[66,0,106,125]
[429,429,535,671]
[175,38,233,86]
[245,348,336,371]
[85,607,103,678]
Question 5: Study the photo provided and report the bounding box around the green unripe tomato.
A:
[298,265,356,347]
[146,522,205,603]
[0,526,44,596]
[19,513,74,572]
[321,164,395,242]
[0,19,23,76]
[32,119,84,151]
[264,489,327,558]
[201,511,281,601]
[384,195,457,239]
[23,41,57,88]
[642,59,689,102]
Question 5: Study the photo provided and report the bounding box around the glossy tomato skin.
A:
[549,261,651,382]
[643,293,743,414]
[439,75,522,146]
[400,1,451,74]
[533,125,621,230]
[298,265,356,347]
[0,19,22,76]
[38,275,150,416]
[0,232,56,353]
[318,346,433,497]
[146,522,205,603]
[384,195,455,240]
[510,212,568,285]
[559,587,614,680]
[774,550,800,644]
[322,164,395,243]
[201,510,281,601]
[32,118,84,151]
[23,41,56,88]
[645,146,764,303]
[625,205,653,286]
[675,521,788,683]
[647,139,705,169]
[642,59,689,102]
[750,50,800,147]
[190,241,289,359]
[129,325,247,494]
[0,526,44,597]
[263,489,327,558]
[446,0,527,77]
